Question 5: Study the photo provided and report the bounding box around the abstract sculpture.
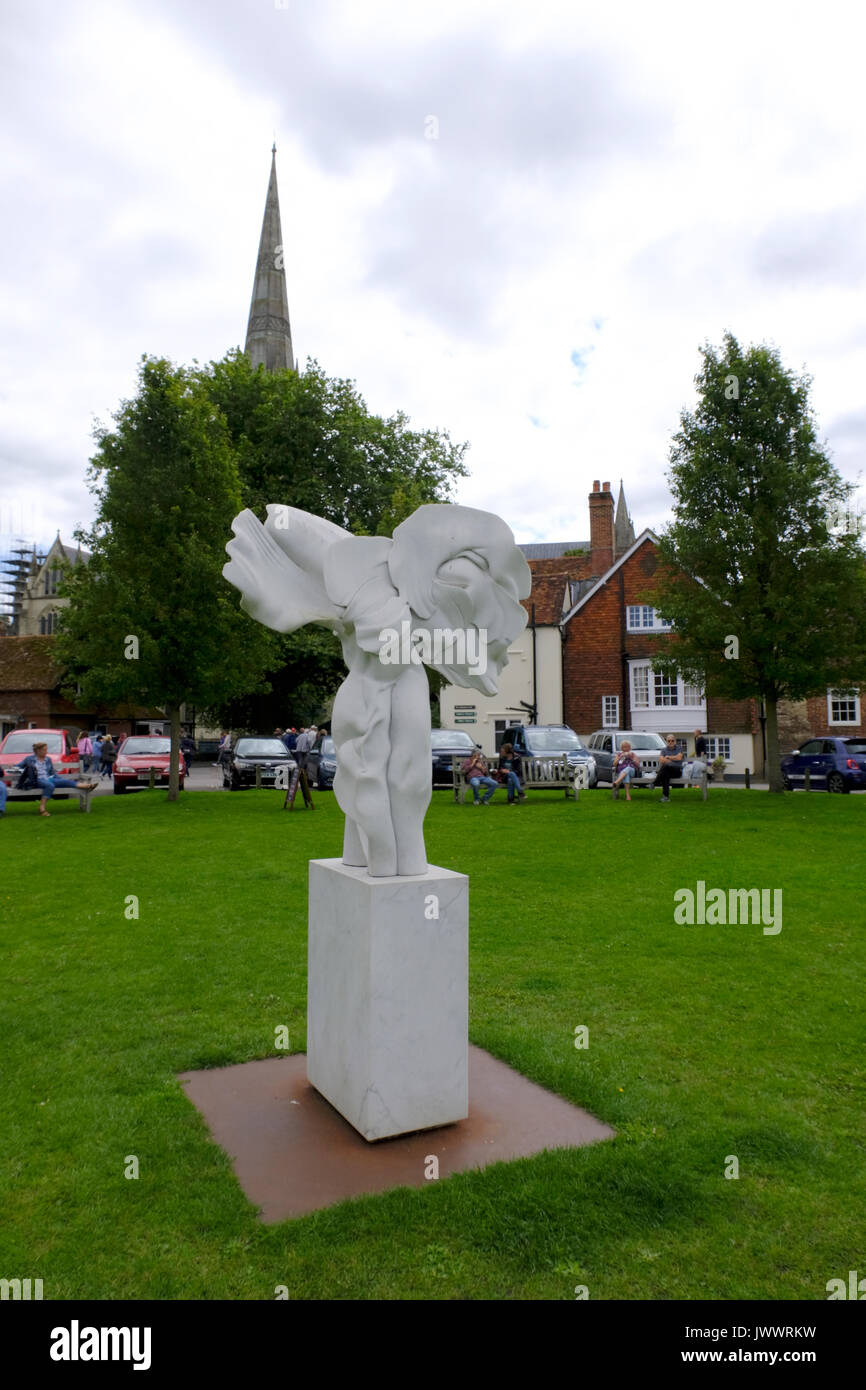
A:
[223,503,531,875]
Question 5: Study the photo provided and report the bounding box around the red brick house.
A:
[558,482,762,774]
[0,636,161,741]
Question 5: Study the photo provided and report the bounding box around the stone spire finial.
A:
[245,147,295,372]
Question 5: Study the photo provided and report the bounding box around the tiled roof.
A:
[0,636,62,691]
[519,541,588,559]
[524,574,571,625]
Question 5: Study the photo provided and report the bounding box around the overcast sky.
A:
[2,0,866,568]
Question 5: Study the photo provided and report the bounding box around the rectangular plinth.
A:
[307,859,468,1141]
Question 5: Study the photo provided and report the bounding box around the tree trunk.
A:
[168,704,182,802]
[765,695,784,793]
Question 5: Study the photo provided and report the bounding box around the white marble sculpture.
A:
[223,503,531,876]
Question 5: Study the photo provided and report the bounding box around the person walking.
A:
[612,741,640,802]
[180,734,196,777]
[461,748,499,804]
[77,731,94,774]
[15,742,98,817]
[217,730,232,776]
[655,735,683,802]
[99,735,117,780]
[294,726,316,771]
[686,729,709,788]
[497,743,526,803]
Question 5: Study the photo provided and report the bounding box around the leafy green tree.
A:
[200,352,468,530]
[646,333,866,792]
[198,351,469,726]
[55,357,274,799]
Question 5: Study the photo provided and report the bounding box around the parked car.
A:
[781,736,866,793]
[113,736,184,794]
[306,735,337,790]
[0,727,81,783]
[223,737,296,790]
[586,730,684,787]
[500,724,597,786]
[431,729,479,786]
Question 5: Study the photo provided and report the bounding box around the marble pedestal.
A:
[307,859,469,1141]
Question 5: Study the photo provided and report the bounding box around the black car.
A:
[224,737,297,790]
[431,729,480,786]
[306,735,337,790]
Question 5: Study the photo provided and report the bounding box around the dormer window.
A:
[626,605,672,632]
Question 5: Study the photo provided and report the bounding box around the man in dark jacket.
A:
[180,735,196,777]
[655,736,684,802]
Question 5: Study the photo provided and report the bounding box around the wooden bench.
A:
[452,754,581,803]
[3,780,97,813]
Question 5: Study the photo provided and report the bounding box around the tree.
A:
[197,351,469,726]
[55,357,274,799]
[646,333,866,792]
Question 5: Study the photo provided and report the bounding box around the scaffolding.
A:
[0,543,43,635]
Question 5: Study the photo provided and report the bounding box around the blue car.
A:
[306,735,337,790]
[781,736,866,793]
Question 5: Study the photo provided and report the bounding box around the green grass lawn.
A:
[1,785,863,1300]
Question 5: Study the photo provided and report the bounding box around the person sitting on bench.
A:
[655,736,684,803]
[497,743,526,803]
[15,742,99,818]
[461,749,499,805]
[612,741,640,802]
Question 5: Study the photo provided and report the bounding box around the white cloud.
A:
[2,0,865,568]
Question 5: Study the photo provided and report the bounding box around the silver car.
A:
[586,730,684,786]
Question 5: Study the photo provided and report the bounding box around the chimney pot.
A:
[602,481,610,491]
[592,480,600,493]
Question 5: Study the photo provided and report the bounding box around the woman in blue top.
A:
[16,741,98,817]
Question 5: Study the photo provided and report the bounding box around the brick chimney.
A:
[588,480,614,574]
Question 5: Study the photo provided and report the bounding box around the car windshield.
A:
[320,738,336,757]
[234,739,291,757]
[844,740,866,754]
[123,739,171,755]
[3,732,64,753]
[624,734,667,750]
[524,728,584,753]
[431,731,475,749]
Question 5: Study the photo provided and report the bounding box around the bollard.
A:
[804,767,811,792]
[255,763,262,789]
[148,766,156,790]
[744,767,751,789]
[701,769,708,801]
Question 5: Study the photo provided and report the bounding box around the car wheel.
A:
[827,771,848,794]
[113,780,126,795]
[782,774,792,791]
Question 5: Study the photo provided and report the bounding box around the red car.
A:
[113,736,185,794]
[0,727,81,784]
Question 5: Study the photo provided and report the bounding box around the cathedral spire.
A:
[614,479,635,555]
[245,146,295,372]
